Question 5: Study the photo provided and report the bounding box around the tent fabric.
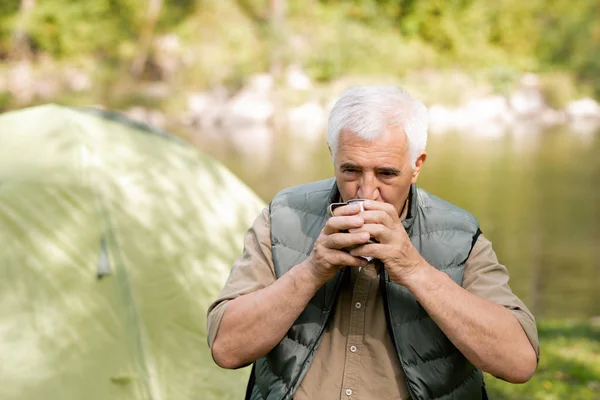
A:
[0,104,263,400]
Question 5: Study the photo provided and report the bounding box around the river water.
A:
[201,126,600,319]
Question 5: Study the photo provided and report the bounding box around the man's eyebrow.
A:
[375,167,402,174]
[339,162,362,170]
[376,167,402,174]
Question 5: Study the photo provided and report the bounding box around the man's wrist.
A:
[400,260,440,294]
[289,260,325,294]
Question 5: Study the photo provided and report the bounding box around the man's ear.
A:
[329,145,337,163]
[411,152,427,184]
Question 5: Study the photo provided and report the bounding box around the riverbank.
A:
[3,0,600,150]
[2,58,599,149]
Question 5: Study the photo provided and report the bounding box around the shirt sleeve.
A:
[463,234,540,361]
[206,206,276,348]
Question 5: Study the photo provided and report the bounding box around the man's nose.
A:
[358,173,379,200]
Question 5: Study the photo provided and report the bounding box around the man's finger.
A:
[360,210,395,228]
[323,231,371,250]
[331,203,362,217]
[361,200,398,219]
[323,215,364,235]
[331,252,369,268]
[349,243,380,259]
[348,223,388,242]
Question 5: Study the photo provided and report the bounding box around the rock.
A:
[509,88,545,117]
[286,101,327,167]
[565,98,600,120]
[539,108,567,126]
[428,96,510,137]
[63,67,92,92]
[125,106,148,124]
[287,101,326,142]
[225,94,274,126]
[124,106,166,129]
[464,95,509,123]
[285,64,312,91]
[141,82,171,99]
[185,76,275,166]
[569,118,600,136]
[520,72,541,89]
[185,88,228,129]
[509,73,546,117]
[228,125,273,160]
[7,61,35,104]
[468,120,508,139]
[245,73,274,95]
[565,98,600,135]
[426,76,570,137]
[35,79,60,100]
[196,124,273,173]
[187,93,211,116]
[153,34,183,79]
[224,75,274,126]
[148,109,167,129]
[427,104,460,134]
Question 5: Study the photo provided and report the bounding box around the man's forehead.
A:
[337,127,409,161]
[338,160,403,171]
[339,126,407,144]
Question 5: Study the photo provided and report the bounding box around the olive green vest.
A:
[246,178,486,400]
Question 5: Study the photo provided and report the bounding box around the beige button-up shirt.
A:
[207,207,540,400]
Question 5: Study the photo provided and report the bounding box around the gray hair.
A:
[327,86,428,168]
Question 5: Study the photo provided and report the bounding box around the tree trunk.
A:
[10,0,36,60]
[269,0,286,77]
[131,0,163,78]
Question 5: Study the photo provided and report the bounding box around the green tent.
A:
[0,104,262,400]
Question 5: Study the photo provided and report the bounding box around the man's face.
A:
[332,126,426,216]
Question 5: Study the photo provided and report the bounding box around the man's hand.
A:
[212,204,371,369]
[347,200,538,382]
[347,200,429,286]
[305,203,371,285]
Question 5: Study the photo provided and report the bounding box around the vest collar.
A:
[402,184,418,234]
[328,179,342,205]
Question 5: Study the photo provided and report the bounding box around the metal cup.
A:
[327,198,368,217]
[326,199,377,246]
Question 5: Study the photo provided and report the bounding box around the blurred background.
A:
[1,0,599,399]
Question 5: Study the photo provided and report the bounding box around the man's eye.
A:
[379,171,397,177]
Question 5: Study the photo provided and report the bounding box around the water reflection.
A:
[422,128,600,319]
[199,126,600,319]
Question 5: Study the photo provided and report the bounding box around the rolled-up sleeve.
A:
[463,234,540,361]
[206,207,276,348]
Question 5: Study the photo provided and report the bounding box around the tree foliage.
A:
[0,0,598,95]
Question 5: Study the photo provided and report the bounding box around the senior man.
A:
[207,86,539,400]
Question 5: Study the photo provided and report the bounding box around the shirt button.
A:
[355,302,362,309]
[345,389,353,396]
[350,345,357,353]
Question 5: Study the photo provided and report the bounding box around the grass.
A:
[485,320,600,400]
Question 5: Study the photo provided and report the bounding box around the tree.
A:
[10,0,35,60]
[268,0,286,76]
[131,0,163,78]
